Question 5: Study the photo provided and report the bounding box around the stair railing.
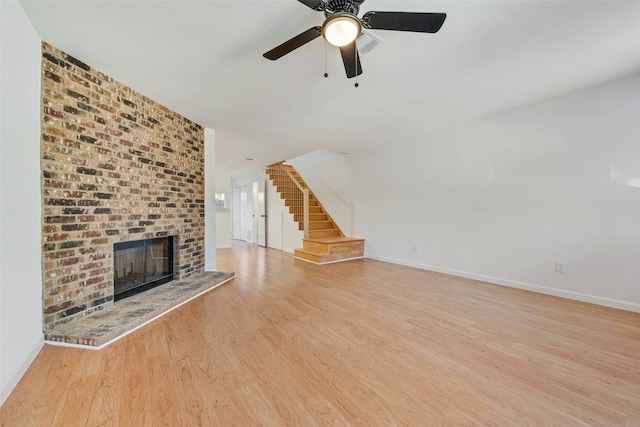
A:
[303,188,310,240]
[267,162,310,239]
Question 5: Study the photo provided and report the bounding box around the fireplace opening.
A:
[113,236,175,301]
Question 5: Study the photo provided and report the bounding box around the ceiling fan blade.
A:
[263,27,322,60]
[339,41,363,79]
[362,11,446,33]
[297,0,324,11]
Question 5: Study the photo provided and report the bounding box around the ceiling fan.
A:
[263,0,446,80]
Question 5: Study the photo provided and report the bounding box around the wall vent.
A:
[358,28,384,55]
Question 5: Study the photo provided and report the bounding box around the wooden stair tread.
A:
[303,237,365,244]
[307,229,341,237]
[294,248,328,256]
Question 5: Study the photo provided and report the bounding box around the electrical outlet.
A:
[555,261,566,273]
[412,244,419,252]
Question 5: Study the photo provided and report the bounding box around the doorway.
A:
[232,180,266,246]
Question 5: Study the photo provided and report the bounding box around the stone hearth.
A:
[45,271,234,347]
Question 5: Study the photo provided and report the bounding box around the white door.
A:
[232,187,241,239]
[252,182,259,244]
[256,180,266,247]
[240,185,253,242]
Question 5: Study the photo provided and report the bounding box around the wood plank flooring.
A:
[2,241,640,426]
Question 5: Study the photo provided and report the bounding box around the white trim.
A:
[45,276,235,351]
[366,255,640,313]
[204,128,216,271]
[0,336,44,406]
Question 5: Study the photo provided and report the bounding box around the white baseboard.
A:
[366,255,640,313]
[1,335,44,406]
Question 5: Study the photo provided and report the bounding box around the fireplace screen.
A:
[113,236,174,301]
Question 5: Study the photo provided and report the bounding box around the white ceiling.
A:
[21,1,640,176]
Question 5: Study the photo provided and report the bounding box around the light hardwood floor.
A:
[2,241,640,426]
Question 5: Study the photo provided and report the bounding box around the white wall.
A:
[215,165,231,202]
[230,166,268,189]
[348,74,640,312]
[204,128,217,270]
[289,150,357,237]
[0,0,45,405]
[265,178,304,253]
[215,165,231,248]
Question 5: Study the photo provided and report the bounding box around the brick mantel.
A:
[40,42,205,332]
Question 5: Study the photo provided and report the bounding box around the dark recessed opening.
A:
[113,236,175,301]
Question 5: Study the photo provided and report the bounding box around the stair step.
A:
[290,210,322,217]
[293,248,326,263]
[308,220,335,230]
[302,237,364,254]
[308,229,341,238]
[293,238,364,264]
[303,236,365,245]
[293,213,328,222]
[285,199,319,207]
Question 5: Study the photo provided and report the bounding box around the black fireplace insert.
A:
[113,236,175,301]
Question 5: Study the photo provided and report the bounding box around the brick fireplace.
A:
[40,43,205,333]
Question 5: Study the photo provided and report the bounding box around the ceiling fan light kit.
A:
[322,13,361,47]
[263,0,446,81]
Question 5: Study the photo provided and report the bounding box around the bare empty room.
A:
[2,1,640,425]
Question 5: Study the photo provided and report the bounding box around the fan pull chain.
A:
[354,43,359,88]
[324,42,328,78]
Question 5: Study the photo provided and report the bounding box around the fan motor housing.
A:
[324,0,365,17]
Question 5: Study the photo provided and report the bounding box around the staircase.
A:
[266,162,364,264]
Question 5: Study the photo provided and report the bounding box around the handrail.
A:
[269,161,306,192]
[282,166,305,191]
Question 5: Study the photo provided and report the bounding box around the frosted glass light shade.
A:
[323,14,361,47]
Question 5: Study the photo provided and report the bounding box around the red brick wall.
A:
[41,42,205,332]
